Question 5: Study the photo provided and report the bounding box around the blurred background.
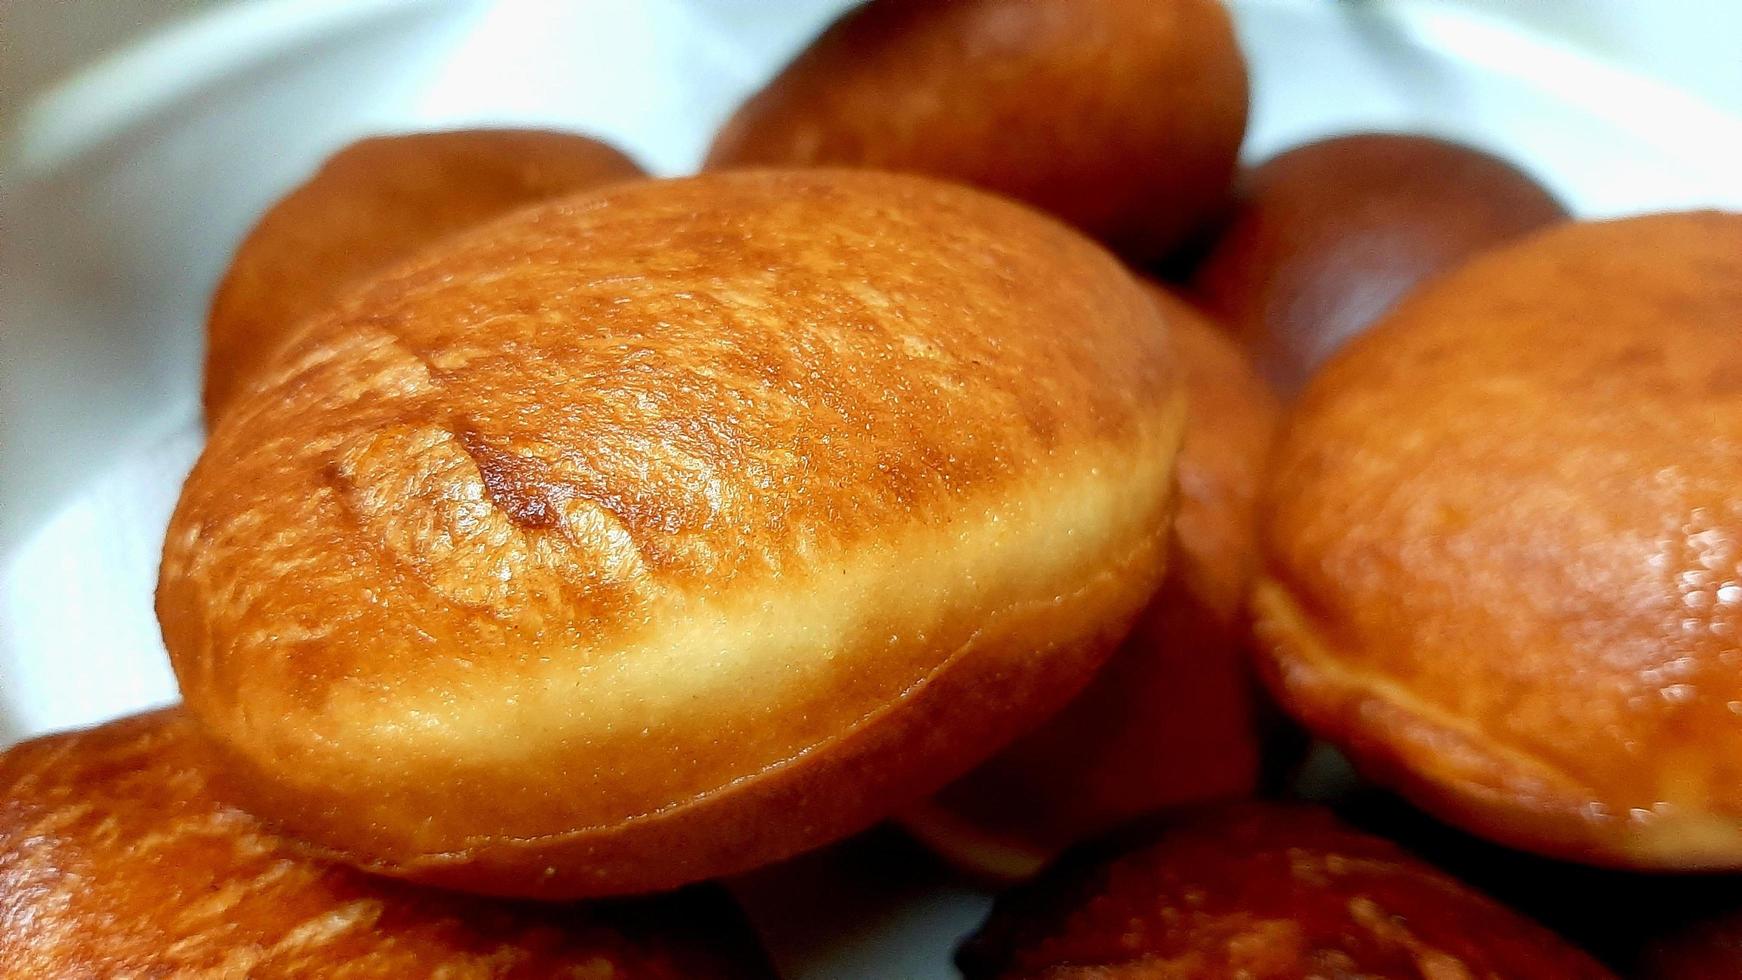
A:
[6,0,1741,132]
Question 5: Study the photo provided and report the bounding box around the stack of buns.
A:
[6,0,1739,975]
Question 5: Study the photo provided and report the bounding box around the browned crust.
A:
[1254,580,1668,866]
[959,803,1615,979]
[705,0,1247,260]
[204,129,644,419]
[0,711,774,977]
[903,288,1278,878]
[1187,132,1567,394]
[1254,211,1742,868]
[161,169,1187,897]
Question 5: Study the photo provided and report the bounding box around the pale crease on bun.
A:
[0,710,775,978]
[1255,211,1742,868]
[903,287,1278,880]
[204,129,645,420]
[159,169,1187,898]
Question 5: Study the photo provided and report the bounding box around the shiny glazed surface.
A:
[904,287,1277,878]
[204,129,645,418]
[705,0,1247,260]
[159,170,1186,897]
[0,710,773,978]
[959,803,1613,979]
[1255,211,1742,866]
[1187,133,1566,394]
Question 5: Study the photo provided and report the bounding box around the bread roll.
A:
[705,0,1247,261]
[0,710,773,978]
[1255,211,1742,866]
[159,170,1186,898]
[902,286,1277,879]
[958,803,1613,978]
[204,129,644,419]
[1187,133,1566,394]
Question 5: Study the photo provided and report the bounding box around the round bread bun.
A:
[0,710,774,978]
[1187,133,1566,394]
[704,0,1247,261]
[1254,211,1742,867]
[902,286,1278,880]
[958,803,1613,978]
[204,129,644,419]
[159,169,1187,898]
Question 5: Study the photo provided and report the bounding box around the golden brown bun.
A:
[1187,133,1566,394]
[704,0,1247,261]
[958,803,1614,979]
[1255,211,1742,867]
[204,129,644,419]
[159,170,1187,898]
[902,286,1277,879]
[0,710,774,978]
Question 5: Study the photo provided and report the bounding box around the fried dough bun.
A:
[958,803,1613,979]
[902,287,1277,879]
[0,710,773,978]
[1254,211,1742,867]
[204,129,644,419]
[704,0,1248,261]
[1187,133,1566,394]
[159,170,1187,898]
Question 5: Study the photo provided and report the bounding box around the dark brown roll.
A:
[902,286,1277,879]
[204,129,644,419]
[1186,133,1566,394]
[705,0,1248,261]
[1255,211,1742,867]
[1642,906,1742,978]
[0,710,774,978]
[959,803,1614,979]
[159,169,1187,898]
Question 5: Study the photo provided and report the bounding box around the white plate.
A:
[3,1,1740,976]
